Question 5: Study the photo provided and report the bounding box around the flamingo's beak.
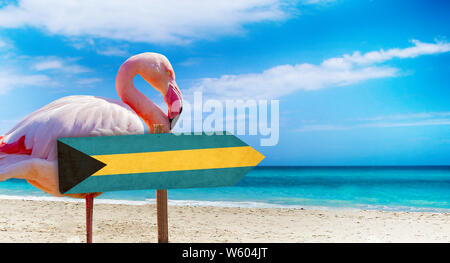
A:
[164,82,183,130]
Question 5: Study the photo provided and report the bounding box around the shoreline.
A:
[0,194,449,213]
[0,198,449,242]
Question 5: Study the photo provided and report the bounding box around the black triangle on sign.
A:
[57,140,106,194]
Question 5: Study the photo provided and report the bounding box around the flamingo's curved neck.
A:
[116,60,170,133]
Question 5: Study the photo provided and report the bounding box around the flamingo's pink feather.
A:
[0,136,32,155]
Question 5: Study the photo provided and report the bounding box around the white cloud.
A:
[297,112,450,132]
[299,119,450,132]
[363,119,450,128]
[0,40,61,94]
[178,57,202,67]
[0,69,52,94]
[96,46,129,57]
[0,36,14,50]
[0,61,100,94]
[75,77,102,86]
[0,53,97,94]
[0,0,292,44]
[68,38,129,57]
[195,65,397,100]
[302,0,336,5]
[31,57,90,74]
[330,40,450,66]
[354,112,450,122]
[192,40,450,100]
[32,60,63,71]
[297,124,347,132]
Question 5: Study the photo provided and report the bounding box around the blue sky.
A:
[0,0,449,165]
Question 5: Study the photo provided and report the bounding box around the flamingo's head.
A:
[160,62,183,130]
[165,83,183,130]
[146,53,184,130]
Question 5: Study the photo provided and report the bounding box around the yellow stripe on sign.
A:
[91,146,265,176]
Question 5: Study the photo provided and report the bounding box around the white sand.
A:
[0,199,449,242]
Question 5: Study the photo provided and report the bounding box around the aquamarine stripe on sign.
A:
[65,167,254,194]
[59,132,246,156]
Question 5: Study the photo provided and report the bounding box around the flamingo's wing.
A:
[1,95,145,161]
[0,95,145,196]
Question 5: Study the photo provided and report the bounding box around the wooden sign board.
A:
[57,132,265,194]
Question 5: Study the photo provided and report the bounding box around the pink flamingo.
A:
[0,52,183,242]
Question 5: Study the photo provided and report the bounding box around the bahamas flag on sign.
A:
[57,132,265,194]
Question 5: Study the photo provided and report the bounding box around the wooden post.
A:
[85,193,94,243]
[156,189,168,243]
[153,124,169,243]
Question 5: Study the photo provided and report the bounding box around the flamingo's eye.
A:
[167,70,175,79]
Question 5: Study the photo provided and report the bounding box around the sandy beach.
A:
[0,199,449,243]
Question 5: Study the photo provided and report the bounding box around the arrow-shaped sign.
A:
[57,132,265,194]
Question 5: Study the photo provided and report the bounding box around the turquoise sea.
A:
[1,166,450,212]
